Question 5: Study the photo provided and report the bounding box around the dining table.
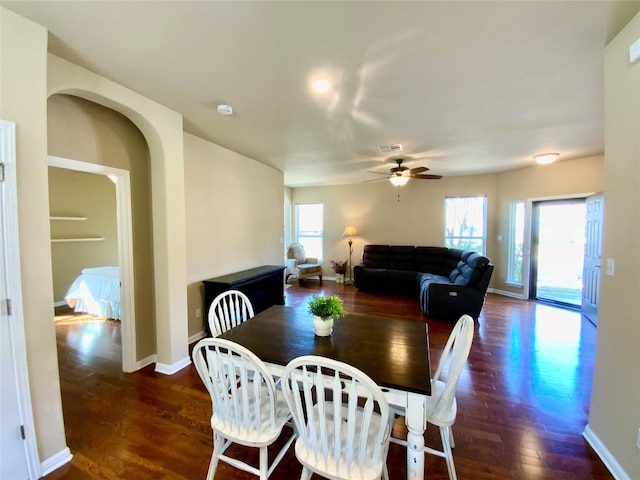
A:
[217,304,432,480]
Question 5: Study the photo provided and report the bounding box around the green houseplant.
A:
[307,294,345,336]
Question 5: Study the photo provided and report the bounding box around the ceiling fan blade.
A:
[366,170,392,175]
[409,166,429,174]
[361,177,388,183]
[410,174,443,180]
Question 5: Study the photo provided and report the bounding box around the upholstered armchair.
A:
[285,242,323,284]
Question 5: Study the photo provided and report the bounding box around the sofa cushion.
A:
[388,269,416,287]
[297,264,322,274]
[362,245,391,269]
[415,246,446,273]
[449,252,490,285]
[441,248,465,276]
[390,246,415,271]
[355,267,387,285]
[418,272,451,287]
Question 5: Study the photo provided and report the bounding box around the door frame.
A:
[1,120,40,478]
[523,193,595,304]
[48,155,137,373]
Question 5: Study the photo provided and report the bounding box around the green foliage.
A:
[307,294,345,320]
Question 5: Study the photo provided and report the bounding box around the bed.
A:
[64,266,121,320]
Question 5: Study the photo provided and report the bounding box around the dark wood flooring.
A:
[45,282,611,479]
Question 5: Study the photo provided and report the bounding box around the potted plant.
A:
[330,260,348,283]
[307,294,346,336]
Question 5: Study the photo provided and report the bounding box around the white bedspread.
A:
[65,266,121,320]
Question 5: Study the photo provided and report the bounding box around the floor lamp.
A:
[342,226,358,284]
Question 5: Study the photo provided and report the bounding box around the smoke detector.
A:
[216,104,234,116]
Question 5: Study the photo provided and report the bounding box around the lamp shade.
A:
[343,226,358,237]
[389,175,410,186]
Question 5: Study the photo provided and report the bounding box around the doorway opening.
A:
[48,156,137,372]
[529,199,586,309]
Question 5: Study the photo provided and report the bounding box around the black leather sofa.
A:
[353,245,494,321]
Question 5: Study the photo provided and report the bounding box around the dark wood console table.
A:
[202,265,285,335]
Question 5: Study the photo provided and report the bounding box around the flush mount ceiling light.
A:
[216,104,233,116]
[534,153,559,165]
[312,79,331,92]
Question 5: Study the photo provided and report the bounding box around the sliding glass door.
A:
[529,199,586,308]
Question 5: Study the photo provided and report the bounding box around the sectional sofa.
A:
[353,245,494,321]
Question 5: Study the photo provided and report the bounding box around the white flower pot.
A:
[335,273,344,284]
[313,316,334,336]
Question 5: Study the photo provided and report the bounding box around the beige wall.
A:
[184,133,284,337]
[48,167,118,302]
[47,94,156,359]
[292,175,499,277]
[47,54,189,369]
[495,155,604,295]
[0,8,66,462]
[291,156,603,291]
[588,13,640,479]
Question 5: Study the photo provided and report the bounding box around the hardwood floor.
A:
[45,283,612,479]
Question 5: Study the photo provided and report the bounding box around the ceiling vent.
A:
[377,144,403,154]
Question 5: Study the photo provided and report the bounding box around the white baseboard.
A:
[135,354,157,371]
[40,447,73,476]
[189,331,206,344]
[53,300,67,307]
[583,425,630,480]
[155,355,191,375]
[488,287,527,300]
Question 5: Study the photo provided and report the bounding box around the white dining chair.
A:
[207,290,254,337]
[192,338,296,480]
[390,314,474,480]
[281,355,391,480]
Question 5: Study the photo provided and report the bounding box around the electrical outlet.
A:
[636,428,640,450]
[195,308,202,319]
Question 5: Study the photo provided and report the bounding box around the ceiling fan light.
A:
[389,175,409,186]
[534,152,559,165]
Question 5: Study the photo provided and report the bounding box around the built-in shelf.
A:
[51,237,105,243]
[50,216,88,221]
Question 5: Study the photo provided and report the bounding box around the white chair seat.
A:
[424,380,457,426]
[192,338,297,479]
[295,404,386,480]
[390,315,474,480]
[281,355,390,480]
[211,385,291,446]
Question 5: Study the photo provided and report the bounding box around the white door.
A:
[0,167,30,479]
[582,192,604,326]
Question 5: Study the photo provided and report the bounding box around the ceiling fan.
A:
[364,156,443,186]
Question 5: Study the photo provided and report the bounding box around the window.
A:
[444,196,487,254]
[507,201,525,285]
[295,203,323,260]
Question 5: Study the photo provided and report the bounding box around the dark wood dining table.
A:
[218,305,432,480]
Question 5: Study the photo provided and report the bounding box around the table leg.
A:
[405,393,427,480]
